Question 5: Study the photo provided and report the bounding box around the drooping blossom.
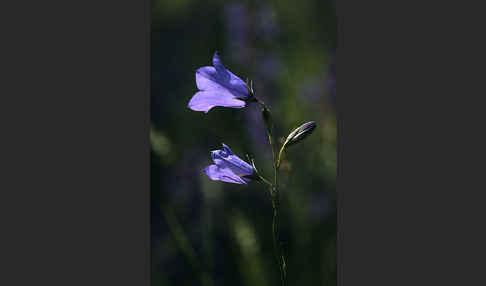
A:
[188,52,249,113]
[204,143,254,184]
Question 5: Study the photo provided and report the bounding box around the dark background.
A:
[151,0,336,285]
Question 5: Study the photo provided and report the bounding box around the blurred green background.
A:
[151,0,336,285]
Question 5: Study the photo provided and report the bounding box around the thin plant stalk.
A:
[255,97,288,286]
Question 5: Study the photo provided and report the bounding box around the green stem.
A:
[259,174,274,188]
[277,144,286,169]
[271,187,287,286]
[255,97,288,286]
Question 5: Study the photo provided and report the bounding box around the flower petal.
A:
[212,52,231,79]
[195,66,248,99]
[204,164,248,184]
[211,145,253,176]
[187,90,246,113]
[209,52,248,98]
[222,143,233,155]
[196,66,222,91]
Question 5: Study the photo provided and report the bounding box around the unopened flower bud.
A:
[284,121,316,147]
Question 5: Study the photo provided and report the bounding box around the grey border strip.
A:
[1,0,151,285]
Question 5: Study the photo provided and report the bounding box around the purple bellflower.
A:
[188,52,249,113]
[204,143,254,184]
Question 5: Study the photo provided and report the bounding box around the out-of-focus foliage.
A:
[151,0,336,285]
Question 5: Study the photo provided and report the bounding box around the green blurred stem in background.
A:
[162,205,213,286]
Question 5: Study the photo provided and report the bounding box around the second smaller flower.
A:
[204,143,254,184]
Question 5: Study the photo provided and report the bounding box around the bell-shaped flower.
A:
[188,52,249,113]
[204,143,254,184]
